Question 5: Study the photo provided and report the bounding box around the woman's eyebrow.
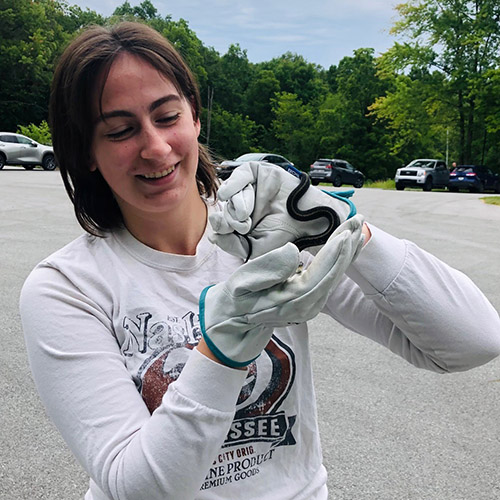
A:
[150,94,181,112]
[95,110,134,124]
[96,95,182,124]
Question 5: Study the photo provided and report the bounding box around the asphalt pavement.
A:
[1,168,499,499]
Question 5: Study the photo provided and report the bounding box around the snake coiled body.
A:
[286,172,340,251]
[242,171,341,261]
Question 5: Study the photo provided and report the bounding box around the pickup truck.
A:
[395,159,449,191]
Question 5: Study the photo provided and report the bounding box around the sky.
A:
[71,0,401,69]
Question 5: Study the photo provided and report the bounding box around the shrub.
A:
[16,121,52,146]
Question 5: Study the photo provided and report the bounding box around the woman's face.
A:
[91,52,201,225]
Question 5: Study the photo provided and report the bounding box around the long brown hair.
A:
[49,21,218,236]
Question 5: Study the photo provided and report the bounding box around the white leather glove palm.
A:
[200,215,365,367]
[209,161,356,260]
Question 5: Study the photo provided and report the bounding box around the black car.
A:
[448,165,500,193]
[216,153,294,180]
[309,159,364,188]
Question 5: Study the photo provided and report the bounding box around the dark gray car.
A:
[309,159,365,188]
[0,132,57,170]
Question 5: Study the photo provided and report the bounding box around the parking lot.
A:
[1,168,499,499]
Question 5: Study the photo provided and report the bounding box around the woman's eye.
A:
[106,127,133,140]
[158,113,180,125]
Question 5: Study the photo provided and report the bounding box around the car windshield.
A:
[235,153,264,161]
[454,166,474,173]
[313,160,331,166]
[408,160,434,168]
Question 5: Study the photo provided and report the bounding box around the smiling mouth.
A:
[140,164,178,179]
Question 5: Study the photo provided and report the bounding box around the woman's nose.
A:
[139,126,172,160]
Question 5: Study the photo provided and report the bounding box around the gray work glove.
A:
[200,215,365,368]
[209,161,357,260]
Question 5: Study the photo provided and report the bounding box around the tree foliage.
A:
[17,120,52,145]
[379,0,500,166]
[2,0,499,179]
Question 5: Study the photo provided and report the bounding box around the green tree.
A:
[271,92,317,170]
[317,49,395,180]
[202,105,258,161]
[213,44,254,115]
[113,0,159,20]
[386,0,500,164]
[260,53,327,105]
[17,120,52,145]
[477,68,500,169]
[0,0,70,131]
[162,19,208,89]
[244,69,281,129]
[370,69,456,166]
[61,3,106,32]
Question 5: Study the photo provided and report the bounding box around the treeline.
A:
[1,0,499,179]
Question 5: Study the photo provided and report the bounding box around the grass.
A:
[316,179,395,189]
[363,179,395,190]
[317,178,497,198]
[480,196,500,206]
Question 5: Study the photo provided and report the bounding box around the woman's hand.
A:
[209,161,358,259]
[200,215,365,368]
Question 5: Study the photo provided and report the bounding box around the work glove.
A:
[200,215,365,368]
[209,161,357,260]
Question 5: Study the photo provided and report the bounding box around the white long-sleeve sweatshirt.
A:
[19,204,500,500]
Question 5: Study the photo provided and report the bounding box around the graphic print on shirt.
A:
[120,310,297,490]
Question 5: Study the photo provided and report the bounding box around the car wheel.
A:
[24,165,35,170]
[42,154,57,171]
[423,177,433,191]
[353,178,364,188]
[332,175,342,187]
[395,182,404,191]
[0,153,5,169]
[311,179,320,186]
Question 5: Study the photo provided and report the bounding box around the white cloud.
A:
[70,0,399,66]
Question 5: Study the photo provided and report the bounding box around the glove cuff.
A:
[199,285,258,368]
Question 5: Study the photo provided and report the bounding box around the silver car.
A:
[0,132,57,170]
[395,159,449,191]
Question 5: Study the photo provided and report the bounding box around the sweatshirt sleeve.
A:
[322,223,500,373]
[19,265,248,500]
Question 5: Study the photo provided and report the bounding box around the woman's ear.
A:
[89,156,98,172]
[189,98,201,137]
[194,117,201,138]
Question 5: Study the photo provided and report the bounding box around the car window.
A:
[313,160,331,167]
[17,136,33,145]
[408,160,431,168]
[345,163,354,171]
[0,135,18,143]
[268,155,282,164]
[455,167,473,173]
[335,162,346,169]
[235,153,264,162]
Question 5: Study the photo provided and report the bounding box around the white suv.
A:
[395,159,449,191]
[0,132,56,170]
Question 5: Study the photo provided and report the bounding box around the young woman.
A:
[20,22,500,500]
